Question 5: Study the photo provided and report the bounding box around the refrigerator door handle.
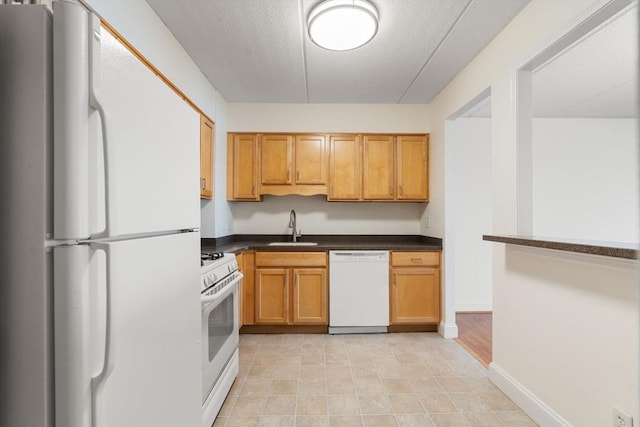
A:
[90,242,115,427]
[88,15,116,240]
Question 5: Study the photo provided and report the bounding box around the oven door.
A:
[201,273,242,403]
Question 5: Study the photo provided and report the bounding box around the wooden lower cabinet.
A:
[236,253,244,327]
[390,267,440,324]
[389,251,441,325]
[292,268,327,324]
[254,252,328,326]
[240,251,255,325]
[255,268,289,324]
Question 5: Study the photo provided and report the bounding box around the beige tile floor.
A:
[213,333,538,427]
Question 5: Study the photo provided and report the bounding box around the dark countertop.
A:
[202,234,442,254]
[483,234,638,260]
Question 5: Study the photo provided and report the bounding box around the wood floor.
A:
[455,312,492,368]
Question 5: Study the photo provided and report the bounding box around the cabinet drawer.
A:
[255,251,327,267]
[391,251,440,267]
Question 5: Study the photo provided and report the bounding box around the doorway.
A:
[444,89,493,366]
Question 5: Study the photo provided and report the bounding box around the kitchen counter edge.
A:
[202,234,442,254]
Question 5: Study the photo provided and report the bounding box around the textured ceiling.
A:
[146,0,529,104]
[463,3,638,119]
[532,4,638,118]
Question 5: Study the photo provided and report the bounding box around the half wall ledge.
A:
[483,235,638,260]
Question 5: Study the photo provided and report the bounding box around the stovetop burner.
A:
[201,252,224,266]
[201,252,224,261]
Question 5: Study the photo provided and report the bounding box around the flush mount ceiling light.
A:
[308,0,379,51]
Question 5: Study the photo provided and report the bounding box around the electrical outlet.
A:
[613,407,633,427]
[424,216,431,228]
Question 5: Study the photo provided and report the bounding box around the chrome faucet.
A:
[288,209,301,242]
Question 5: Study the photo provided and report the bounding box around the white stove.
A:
[199,251,242,427]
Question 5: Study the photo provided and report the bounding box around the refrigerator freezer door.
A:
[55,232,201,427]
[98,27,200,236]
[53,4,200,239]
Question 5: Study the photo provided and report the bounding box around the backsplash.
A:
[229,195,426,235]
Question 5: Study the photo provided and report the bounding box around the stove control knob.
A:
[205,273,217,286]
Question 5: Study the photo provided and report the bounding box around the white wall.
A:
[533,118,639,243]
[227,103,432,235]
[428,0,639,425]
[231,195,423,235]
[227,103,431,133]
[492,247,638,427]
[83,0,232,238]
[449,118,493,311]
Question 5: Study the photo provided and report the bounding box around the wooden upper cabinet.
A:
[200,116,214,199]
[259,134,327,195]
[261,134,294,185]
[363,135,394,200]
[295,134,327,185]
[329,134,361,200]
[227,132,428,202]
[396,135,429,201]
[227,133,260,201]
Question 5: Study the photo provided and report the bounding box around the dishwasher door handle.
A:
[330,251,388,259]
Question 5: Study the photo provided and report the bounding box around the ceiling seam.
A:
[397,0,474,103]
[298,0,310,103]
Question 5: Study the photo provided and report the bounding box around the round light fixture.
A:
[308,0,379,51]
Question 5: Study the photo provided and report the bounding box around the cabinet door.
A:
[396,135,428,201]
[292,268,327,325]
[295,134,327,185]
[228,134,260,200]
[241,251,255,325]
[255,268,289,324]
[261,134,293,185]
[390,267,440,324]
[200,116,214,199]
[329,135,361,200]
[363,135,394,200]
[236,253,244,327]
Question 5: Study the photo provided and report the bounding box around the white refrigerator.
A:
[0,2,202,427]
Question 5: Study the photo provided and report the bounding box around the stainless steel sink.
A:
[268,242,318,246]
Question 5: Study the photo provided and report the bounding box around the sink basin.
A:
[268,242,318,246]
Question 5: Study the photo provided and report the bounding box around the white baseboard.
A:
[488,363,572,427]
[455,301,493,312]
[438,321,458,339]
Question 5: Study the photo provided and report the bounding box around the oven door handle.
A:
[201,272,243,305]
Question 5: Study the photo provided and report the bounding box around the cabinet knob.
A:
[201,178,206,189]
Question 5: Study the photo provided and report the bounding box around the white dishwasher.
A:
[329,251,389,334]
